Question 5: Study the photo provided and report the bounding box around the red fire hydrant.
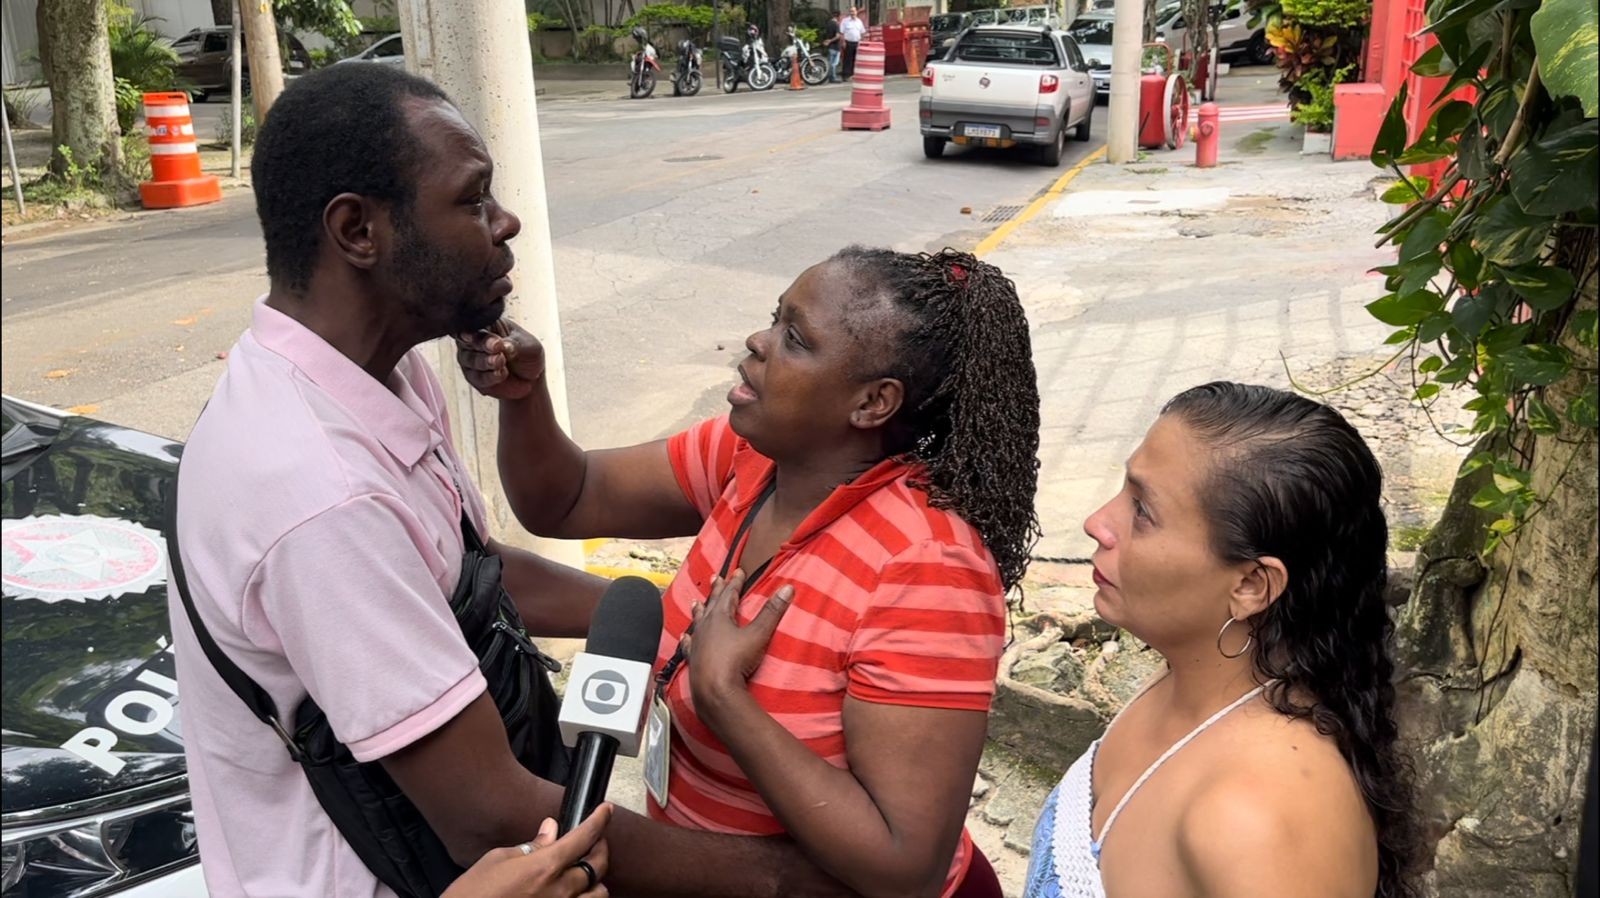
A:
[1195,102,1220,168]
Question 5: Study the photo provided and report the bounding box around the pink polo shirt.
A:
[170,299,490,898]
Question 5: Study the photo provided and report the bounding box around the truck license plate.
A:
[965,124,1002,139]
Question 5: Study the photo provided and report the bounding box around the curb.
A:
[974,144,1106,258]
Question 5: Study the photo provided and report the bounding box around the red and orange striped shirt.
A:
[650,415,1008,896]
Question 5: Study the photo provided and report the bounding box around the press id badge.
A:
[643,696,672,808]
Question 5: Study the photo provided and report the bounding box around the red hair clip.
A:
[948,263,969,283]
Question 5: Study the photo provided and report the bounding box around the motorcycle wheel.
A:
[801,55,828,85]
[631,68,657,99]
[681,70,703,96]
[721,68,739,93]
[751,62,777,90]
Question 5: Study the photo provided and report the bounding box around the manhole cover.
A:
[664,154,724,163]
[983,204,1024,223]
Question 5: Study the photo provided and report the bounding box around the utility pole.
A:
[229,0,242,179]
[396,0,580,567]
[238,0,284,123]
[2,40,24,217]
[1106,0,1142,163]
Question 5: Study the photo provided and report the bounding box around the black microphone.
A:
[556,576,663,835]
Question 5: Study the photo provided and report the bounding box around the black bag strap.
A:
[164,467,305,759]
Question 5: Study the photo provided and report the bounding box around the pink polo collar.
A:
[247,297,440,468]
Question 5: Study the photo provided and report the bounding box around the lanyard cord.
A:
[653,479,778,701]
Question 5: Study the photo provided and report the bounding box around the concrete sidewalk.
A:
[987,119,1469,563]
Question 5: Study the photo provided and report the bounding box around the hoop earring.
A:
[1216,617,1253,660]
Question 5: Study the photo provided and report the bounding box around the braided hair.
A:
[829,246,1042,594]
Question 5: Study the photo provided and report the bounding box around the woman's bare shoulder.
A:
[1176,705,1378,897]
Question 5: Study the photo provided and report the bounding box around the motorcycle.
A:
[671,38,703,96]
[718,24,776,92]
[773,26,829,86]
[627,26,661,98]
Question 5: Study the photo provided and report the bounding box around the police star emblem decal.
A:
[2,514,169,603]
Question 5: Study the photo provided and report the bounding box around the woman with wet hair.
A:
[1022,382,1420,898]
[459,246,1041,898]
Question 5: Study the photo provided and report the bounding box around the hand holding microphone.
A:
[441,804,612,898]
[557,576,664,835]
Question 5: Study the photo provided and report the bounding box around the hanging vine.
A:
[1365,0,1597,555]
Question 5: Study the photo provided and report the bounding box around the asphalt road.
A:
[2,78,1104,449]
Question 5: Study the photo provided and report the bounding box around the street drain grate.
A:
[983,204,1024,223]
[664,154,725,163]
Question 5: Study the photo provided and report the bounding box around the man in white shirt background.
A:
[841,6,866,79]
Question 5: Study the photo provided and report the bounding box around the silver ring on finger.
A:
[517,842,533,855]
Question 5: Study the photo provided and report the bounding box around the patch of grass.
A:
[1130,166,1169,175]
[1237,127,1277,155]
[1392,523,1432,552]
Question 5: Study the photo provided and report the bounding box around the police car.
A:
[2,396,207,896]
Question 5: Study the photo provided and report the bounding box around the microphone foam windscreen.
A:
[585,576,665,663]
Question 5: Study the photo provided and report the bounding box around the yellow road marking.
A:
[973,145,1107,258]
[583,563,676,588]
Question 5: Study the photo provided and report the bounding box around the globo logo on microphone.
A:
[559,653,653,755]
[580,670,631,715]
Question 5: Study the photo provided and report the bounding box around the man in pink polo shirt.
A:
[171,64,849,898]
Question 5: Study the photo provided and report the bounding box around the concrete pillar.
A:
[396,0,582,568]
[1105,0,1142,162]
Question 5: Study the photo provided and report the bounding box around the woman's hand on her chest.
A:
[683,569,794,728]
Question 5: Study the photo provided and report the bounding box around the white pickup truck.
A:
[919,25,1096,165]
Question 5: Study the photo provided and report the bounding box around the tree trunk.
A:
[38,0,123,183]
[1396,225,1600,897]
[769,0,791,53]
[239,0,285,123]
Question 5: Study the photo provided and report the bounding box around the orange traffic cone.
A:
[789,55,805,90]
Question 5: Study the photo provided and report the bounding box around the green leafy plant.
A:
[1291,63,1355,132]
[107,8,188,131]
[576,24,628,60]
[1363,0,1598,554]
[627,3,717,31]
[1280,0,1370,29]
[5,88,43,129]
[216,98,259,147]
[275,0,360,42]
[1268,21,1338,82]
[527,12,569,31]
[1267,0,1366,124]
[23,145,107,208]
[118,132,151,184]
[1245,0,1284,29]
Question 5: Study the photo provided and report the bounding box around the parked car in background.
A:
[1,397,208,896]
[920,25,1095,166]
[338,32,405,67]
[1070,0,1267,101]
[1160,1,1272,65]
[930,12,973,60]
[171,26,312,101]
[998,5,1064,26]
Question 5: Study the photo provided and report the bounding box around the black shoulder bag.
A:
[164,460,572,898]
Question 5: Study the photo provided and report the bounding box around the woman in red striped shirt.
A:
[458,247,1041,898]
